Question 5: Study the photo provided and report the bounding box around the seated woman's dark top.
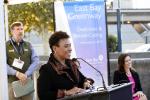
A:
[113,69,142,93]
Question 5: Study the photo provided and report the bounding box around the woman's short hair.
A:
[49,31,70,52]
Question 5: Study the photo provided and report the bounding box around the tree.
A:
[108,35,117,52]
[8,0,54,33]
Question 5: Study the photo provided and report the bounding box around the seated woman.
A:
[37,31,94,100]
[113,53,147,100]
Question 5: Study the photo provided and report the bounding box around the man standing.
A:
[6,22,39,100]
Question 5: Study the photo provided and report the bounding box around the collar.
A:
[48,53,79,82]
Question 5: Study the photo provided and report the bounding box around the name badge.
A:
[12,58,24,69]
[9,49,14,52]
[24,49,29,52]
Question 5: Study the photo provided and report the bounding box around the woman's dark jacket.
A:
[37,54,87,100]
[113,69,142,93]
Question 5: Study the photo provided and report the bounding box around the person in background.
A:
[37,31,94,100]
[113,53,147,100]
[6,22,39,100]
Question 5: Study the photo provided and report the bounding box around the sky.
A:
[132,0,150,8]
[107,0,150,8]
[8,0,150,8]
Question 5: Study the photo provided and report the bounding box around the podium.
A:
[58,83,132,100]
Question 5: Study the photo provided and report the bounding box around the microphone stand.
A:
[76,58,107,90]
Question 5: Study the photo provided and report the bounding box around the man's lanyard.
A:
[10,38,24,56]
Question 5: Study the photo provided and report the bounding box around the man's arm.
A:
[7,64,17,75]
[25,44,40,77]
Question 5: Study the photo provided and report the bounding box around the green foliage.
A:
[108,35,117,52]
[8,0,54,33]
[7,0,77,34]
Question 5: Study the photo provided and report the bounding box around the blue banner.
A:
[63,1,108,87]
[76,0,105,2]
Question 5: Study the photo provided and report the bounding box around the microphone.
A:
[76,58,107,90]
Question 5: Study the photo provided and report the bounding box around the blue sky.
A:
[107,0,150,8]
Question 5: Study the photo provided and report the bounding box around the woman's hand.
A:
[133,91,144,98]
[83,80,92,89]
[133,91,147,100]
[16,71,27,85]
[65,87,83,96]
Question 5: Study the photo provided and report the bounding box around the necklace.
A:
[126,72,131,76]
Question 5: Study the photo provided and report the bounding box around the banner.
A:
[76,0,105,1]
[55,1,108,87]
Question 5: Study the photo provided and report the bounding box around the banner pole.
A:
[0,0,9,100]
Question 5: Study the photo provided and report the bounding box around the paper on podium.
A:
[78,86,97,94]
[80,89,92,94]
[11,78,34,98]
